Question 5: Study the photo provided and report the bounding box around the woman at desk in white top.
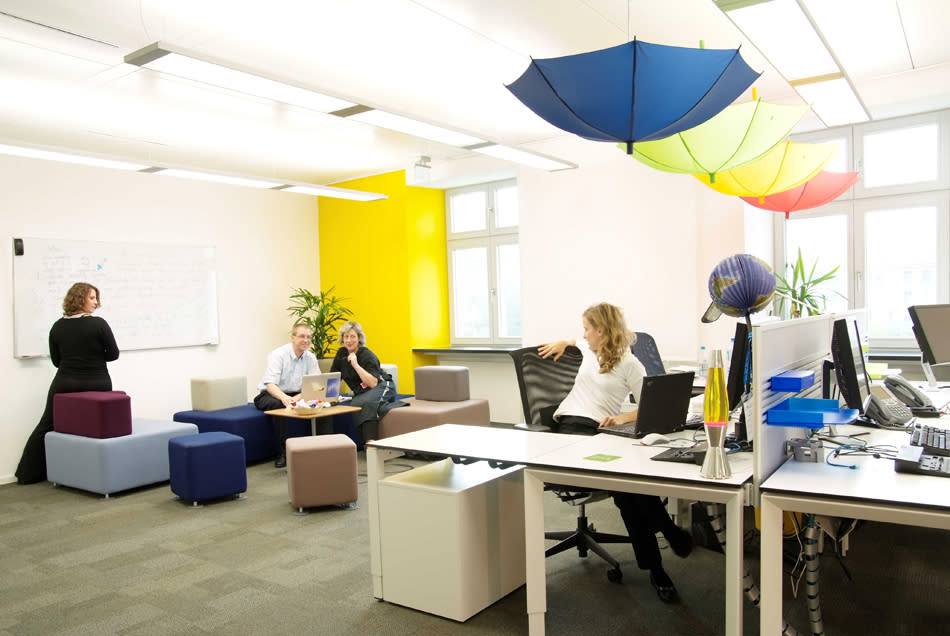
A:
[540,302,692,603]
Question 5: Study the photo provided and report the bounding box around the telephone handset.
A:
[884,374,932,408]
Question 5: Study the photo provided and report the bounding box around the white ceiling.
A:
[0,0,948,188]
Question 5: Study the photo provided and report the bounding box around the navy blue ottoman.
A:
[169,432,246,505]
[173,404,277,463]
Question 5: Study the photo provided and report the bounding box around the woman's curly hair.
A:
[62,282,100,316]
[583,302,635,374]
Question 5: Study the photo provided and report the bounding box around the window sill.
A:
[413,346,519,355]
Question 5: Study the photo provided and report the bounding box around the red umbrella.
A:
[741,170,859,218]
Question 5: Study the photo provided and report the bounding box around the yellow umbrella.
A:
[694,141,838,198]
[629,99,809,182]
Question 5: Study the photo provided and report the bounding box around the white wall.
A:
[518,142,745,363]
[1,155,320,482]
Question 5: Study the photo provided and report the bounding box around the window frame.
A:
[852,110,950,199]
[445,179,520,346]
[851,190,950,348]
[774,109,950,351]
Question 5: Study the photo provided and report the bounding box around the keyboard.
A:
[651,444,707,464]
[602,421,643,438]
[895,445,950,478]
[601,413,704,439]
[908,423,950,457]
[684,413,704,429]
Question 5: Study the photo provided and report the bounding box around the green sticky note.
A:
[584,453,621,462]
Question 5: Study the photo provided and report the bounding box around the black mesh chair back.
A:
[632,331,665,376]
[509,345,583,430]
[508,344,628,582]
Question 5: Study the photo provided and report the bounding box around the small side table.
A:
[265,404,360,436]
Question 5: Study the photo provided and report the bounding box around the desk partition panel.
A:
[749,314,834,503]
[747,311,868,504]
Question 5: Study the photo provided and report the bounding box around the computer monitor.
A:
[908,304,950,389]
[727,321,750,412]
[727,321,751,443]
[830,317,872,415]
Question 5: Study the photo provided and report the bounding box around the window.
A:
[772,110,950,350]
[784,210,850,315]
[854,194,946,347]
[446,180,520,344]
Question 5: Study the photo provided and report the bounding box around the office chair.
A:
[632,331,665,376]
[508,345,628,582]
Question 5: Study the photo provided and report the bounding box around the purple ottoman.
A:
[53,391,132,438]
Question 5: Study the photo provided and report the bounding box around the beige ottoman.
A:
[190,376,248,411]
[286,434,358,512]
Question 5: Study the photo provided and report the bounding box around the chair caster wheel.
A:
[607,567,623,583]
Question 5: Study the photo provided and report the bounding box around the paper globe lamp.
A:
[702,254,776,323]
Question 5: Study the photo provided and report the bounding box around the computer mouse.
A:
[640,433,671,446]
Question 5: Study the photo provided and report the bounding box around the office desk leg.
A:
[724,495,744,636]
[366,446,403,600]
[759,495,784,636]
[524,469,547,636]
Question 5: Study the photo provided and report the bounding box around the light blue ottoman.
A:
[45,418,198,498]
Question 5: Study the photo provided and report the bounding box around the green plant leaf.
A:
[772,248,846,319]
[286,285,354,357]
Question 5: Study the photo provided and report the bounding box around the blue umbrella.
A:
[506,39,761,152]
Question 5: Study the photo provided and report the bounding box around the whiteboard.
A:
[13,237,219,358]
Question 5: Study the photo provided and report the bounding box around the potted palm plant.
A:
[287,286,353,367]
[773,248,845,319]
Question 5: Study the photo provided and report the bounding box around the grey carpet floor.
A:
[1,453,946,635]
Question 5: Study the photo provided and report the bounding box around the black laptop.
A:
[601,371,696,439]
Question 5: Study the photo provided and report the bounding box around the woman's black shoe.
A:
[649,569,679,603]
[274,453,286,468]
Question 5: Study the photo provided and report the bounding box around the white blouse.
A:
[554,342,645,423]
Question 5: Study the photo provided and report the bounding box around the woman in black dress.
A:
[15,282,120,484]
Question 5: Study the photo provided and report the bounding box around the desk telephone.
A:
[884,375,940,416]
[864,376,936,428]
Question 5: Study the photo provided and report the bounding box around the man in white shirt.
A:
[253,322,319,467]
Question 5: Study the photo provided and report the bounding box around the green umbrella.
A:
[626,98,808,183]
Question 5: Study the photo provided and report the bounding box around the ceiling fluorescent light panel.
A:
[796,79,870,127]
[0,143,149,171]
[281,185,386,201]
[473,144,575,171]
[155,168,278,189]
[726,0,838,80]
[345,109,485,147]
[125,43,355,113]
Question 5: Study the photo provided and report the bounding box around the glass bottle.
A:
[701,348,732,479]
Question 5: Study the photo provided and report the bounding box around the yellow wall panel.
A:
[318,171,448,393]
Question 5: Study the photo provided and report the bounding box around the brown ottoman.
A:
[379,366,490,438]
[286,434,358,512]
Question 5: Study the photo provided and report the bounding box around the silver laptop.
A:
[301,372,341,403]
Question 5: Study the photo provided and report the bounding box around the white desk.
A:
[758,424,950,635]
[524,433,752,636]
[367,425,754,636]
